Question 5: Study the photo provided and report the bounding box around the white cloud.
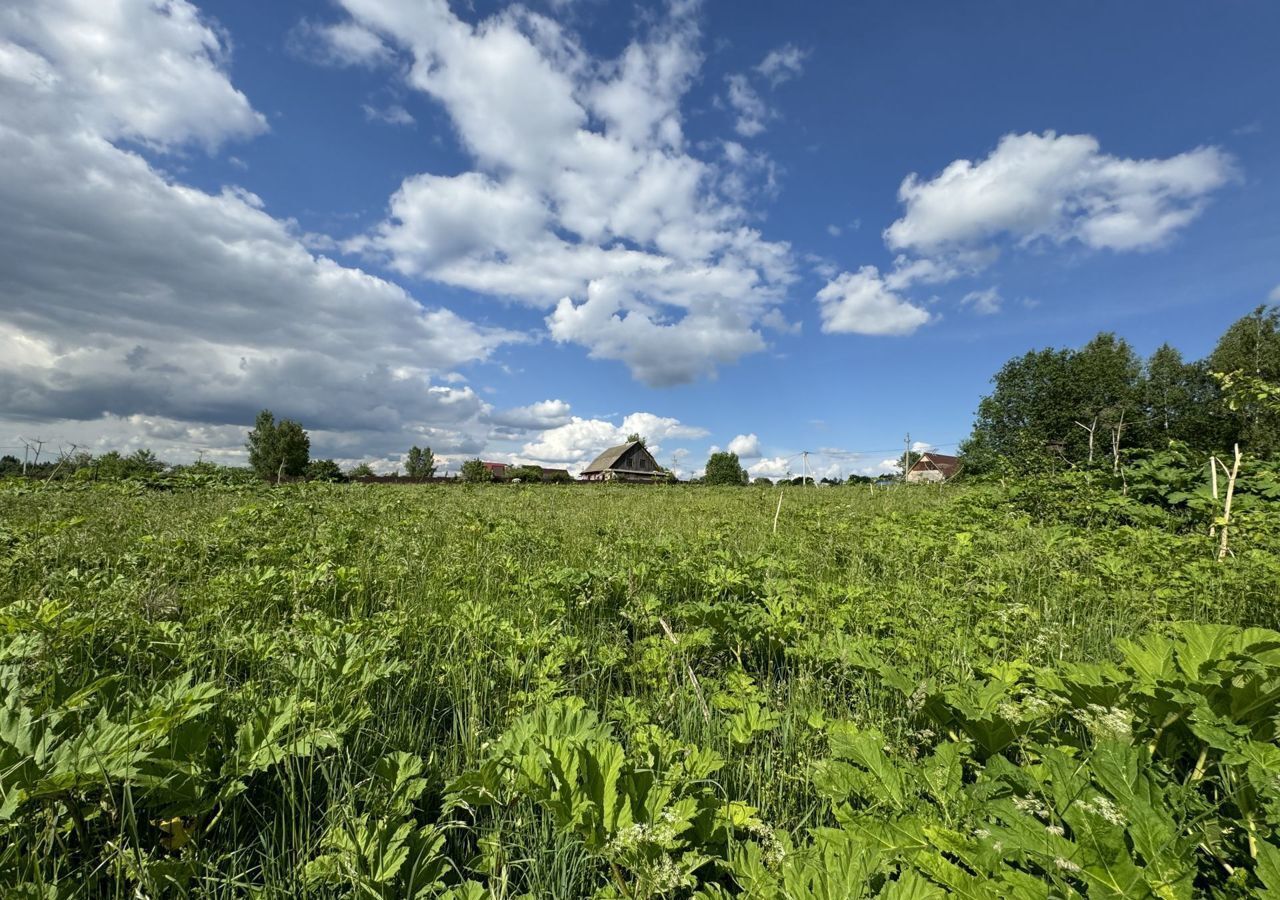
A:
[826,224,842,237]
[487,399,573,431]
[328,0,795,386]
[816,267,933,336]
[0,0,519,460]
[1270,284,1280,302]
[961,287,1002,315]
[725,73,768,137]
[727,433,761,458]
[518,411,706,469]
[748,455,792,478]
[2,0,266,152]
[885,131,1235,256]
[755,43,807,86]
[363,102,415,125]
[291,19,393,67]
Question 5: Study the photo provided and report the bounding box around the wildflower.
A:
[1046,824,1065,837]
[1077,704,1132,741]
[1054,857,1082,873]
[1012,795,1050,819]
[1080,795,1126,826]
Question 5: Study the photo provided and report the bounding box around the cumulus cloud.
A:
[820,131,1235,333]
[727,433,761,458]
[885,131,1235,256]
[748,455,792,478]
[0,0,519,461]
[487,399,574,431]
[326,0,794,387]
[519,412,707,468]
[816,267,933,336]
[755,43,807,86]
[1270,284,1280,302]
[2,0,266,151]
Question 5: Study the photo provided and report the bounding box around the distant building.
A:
[484,462,572,482]
[906,452,961,483]
[580,440,664,483]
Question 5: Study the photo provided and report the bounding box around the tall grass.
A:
[1,479,1276,895]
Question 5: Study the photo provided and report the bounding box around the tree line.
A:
[961,305,1280,473]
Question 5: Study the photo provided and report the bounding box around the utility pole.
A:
[904,432,911,479]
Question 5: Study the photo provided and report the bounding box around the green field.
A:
[3,479,1280,897]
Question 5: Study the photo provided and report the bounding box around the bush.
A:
[460,459,493,483]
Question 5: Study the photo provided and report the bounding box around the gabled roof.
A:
[582,440,656,474]
[909,452,961,479]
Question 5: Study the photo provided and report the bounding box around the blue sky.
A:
[1,0,1276,477]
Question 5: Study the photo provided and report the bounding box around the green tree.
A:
[1208,305,1280,449]
[1142,345,1227,449]
[1067,333,1145,464]
[897,449,923,475]
[704,451,748,485]
[246,409,310,481]
[963,333,1144,470]
[626,432,647,446]
[405,446,436,478]
[753,476,773,486]
[305,459,345,482]
[460,458,493,483]
[507,464,545,482]
[347,462,375,479]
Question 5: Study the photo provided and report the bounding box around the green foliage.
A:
[348,462,376,478]
[460,459,493,483]
[92,448,166,480]
[406,446,437,479]
[963,309,1280,473]
[246,409,311,480]
[2,476,1279,895]
[508,464,546,482]
[305,458,346,482]
[705,451,749,486]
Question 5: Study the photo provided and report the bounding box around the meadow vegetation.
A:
[3,458,1280,897]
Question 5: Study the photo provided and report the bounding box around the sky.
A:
[1,0,1277,479]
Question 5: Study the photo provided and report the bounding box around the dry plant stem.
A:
[1217,443,1241,561]
[659,616,711,723]
[773,489,784,534]
[1209,457,1219,538]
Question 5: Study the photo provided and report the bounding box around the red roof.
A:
[908,452,961,478]
[481,461,508,473]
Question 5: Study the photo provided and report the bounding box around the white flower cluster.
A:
[1054,856,1082,873]
[607,814,679,856]
[747,822,786,867]
[1079,795,1127,826]
[642,855,688,895]
[1077,704,1132,741]
[1011,794,1051,819]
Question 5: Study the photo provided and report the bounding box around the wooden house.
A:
[905,452,961,483]
[580,440,664,483]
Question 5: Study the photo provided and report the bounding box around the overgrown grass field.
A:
[3,479,1279,897]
